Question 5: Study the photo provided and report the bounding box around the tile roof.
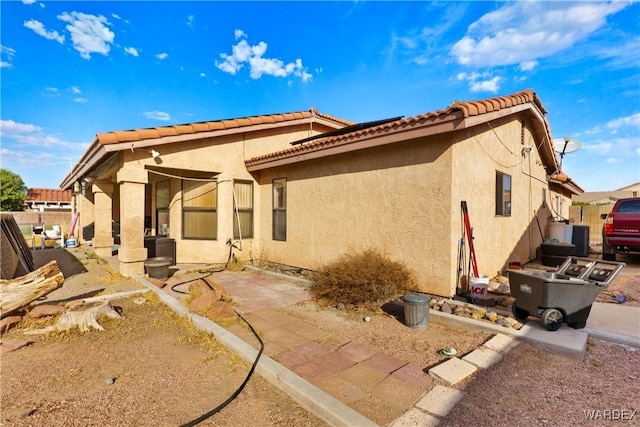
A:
[95,109,353,145]
[27,188,72,202]
[246,89,551,166]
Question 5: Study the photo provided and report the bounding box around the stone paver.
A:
[390,408,440,427]
[483,333,520,354]
[363,351,407,374]
[336,340,379,363]
[462,347,503,369]
[428,357,477,386]
[391,362,435,389]
[316,374,367,404]
[415,385,465,417]
[338,363,389,392]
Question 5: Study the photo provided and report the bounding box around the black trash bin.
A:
[508,257,624,331]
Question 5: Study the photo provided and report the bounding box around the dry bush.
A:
[310,249,415,307]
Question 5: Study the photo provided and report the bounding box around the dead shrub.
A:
[310,249,415,307]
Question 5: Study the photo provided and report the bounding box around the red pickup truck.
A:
[601,197,640,261]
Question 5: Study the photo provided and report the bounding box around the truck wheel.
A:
[512,305,530,321]
[541,308,563,331]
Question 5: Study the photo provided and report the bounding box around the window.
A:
[233,180,253,239]
[496,171,512,216]
[156,180,170,236]
[272,178,286,241]
[182,180,217,239]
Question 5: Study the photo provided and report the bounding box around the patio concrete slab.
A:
[462,347,503,370]
[415,385,465,417]
[585,302,640,348]
[428,357,477,386]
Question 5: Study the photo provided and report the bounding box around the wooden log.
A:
[0,261,64,319]
[25,300,122,335]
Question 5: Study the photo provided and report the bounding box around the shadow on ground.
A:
[31,248,88,279]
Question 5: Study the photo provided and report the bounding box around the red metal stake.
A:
[461,201,479,277]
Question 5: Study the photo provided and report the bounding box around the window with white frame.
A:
[233,180,253,239]
[272,178,286,241]
[182,180,217,239]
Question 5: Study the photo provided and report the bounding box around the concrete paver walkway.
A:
[149,269,524,426]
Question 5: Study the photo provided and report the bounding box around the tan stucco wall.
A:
[252,115,554,297]
[253,135,456,295]
[111,125,326,265]
[449,118,551,286]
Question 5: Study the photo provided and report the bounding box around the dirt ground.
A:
[1,247,638,426]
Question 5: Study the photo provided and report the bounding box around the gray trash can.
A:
[403,293,430,329]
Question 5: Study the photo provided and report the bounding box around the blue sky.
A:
[1,1,639,192]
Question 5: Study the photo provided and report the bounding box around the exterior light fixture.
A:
[150,149,160,159]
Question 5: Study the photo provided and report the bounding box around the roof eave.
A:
[59,140,107,190]
[247,114,464,171]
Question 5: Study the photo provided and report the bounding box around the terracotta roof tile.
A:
[27,188,72,202]
[246,89,549,166]
[94,110,352,146]
[191,123,209,132]
[136,128,160,139]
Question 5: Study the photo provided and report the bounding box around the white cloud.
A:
[74,97,88,103]
[156,52,168,60]
[216,31,312,82]
[58,12,115,60]
[45,87,59,96]
[187,14,194,28]
[607,113,640,130]
[22,0,36,4]
[143,111,171,121]
[450,2,630,68]
[70,86,81,94]
[124,46,139,57]
[112,13,121,20]
[519,61,537,71]
[200,72,206,77]
[1,45,16,68]
[606,157,623,164]
[457,72,502,93]
[24,19,65,44]
[234,29,246,39]
[0,119,82,149]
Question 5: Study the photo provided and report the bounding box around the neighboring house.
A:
[25,188,73,212]
[60,89,582,297]
[572,182,640,205]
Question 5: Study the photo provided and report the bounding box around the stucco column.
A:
[117,167,149,277]
[92,181,114,258]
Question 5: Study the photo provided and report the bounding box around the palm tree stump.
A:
[25,300,122,335]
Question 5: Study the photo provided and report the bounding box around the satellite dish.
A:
[553,136,581,168]
[553,136,582,154]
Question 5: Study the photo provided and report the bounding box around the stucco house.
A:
[60,89,582,297]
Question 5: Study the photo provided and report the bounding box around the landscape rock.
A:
[441,302,453,314]
[205,301,237,321]
[0,315,23,334]
[28,304,65,318]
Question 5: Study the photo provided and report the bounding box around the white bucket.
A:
[546,222,573,243]
[469,275,490,299]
